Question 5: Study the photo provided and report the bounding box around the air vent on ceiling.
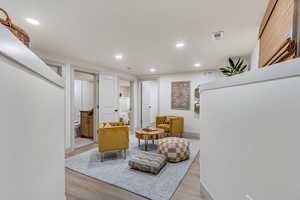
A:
[211,31,224,40]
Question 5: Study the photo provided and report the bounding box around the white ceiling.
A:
[1,0,268,75]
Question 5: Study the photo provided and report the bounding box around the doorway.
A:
[119,79,134,130]
[73,70,97,149]
[141,80,158,128]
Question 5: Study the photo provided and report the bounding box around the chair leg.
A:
[100,152,104,162]
[123,150,126,160]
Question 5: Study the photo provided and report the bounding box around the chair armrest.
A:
[169,117,184,134]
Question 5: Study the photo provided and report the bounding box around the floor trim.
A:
[183,132,200,139]
[200,181,214,200]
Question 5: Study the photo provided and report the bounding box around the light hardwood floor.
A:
[65,142,205,200]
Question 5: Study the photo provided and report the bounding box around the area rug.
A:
[65,136,200,200]
[74,137,94,149]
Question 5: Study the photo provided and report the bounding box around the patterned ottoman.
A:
[128,152,166,174]
[158,137,190,163]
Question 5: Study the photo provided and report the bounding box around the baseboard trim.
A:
[183,132,200,139]
[200,181,214,200]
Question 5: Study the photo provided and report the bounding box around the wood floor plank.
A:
[65,140,202,200]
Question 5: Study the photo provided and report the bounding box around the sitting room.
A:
[2,0,299,200]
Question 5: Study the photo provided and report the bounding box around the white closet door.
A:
[141,82,152,128]
[141,81,158,128]
[99,75,119,122]
[149,82,158,123]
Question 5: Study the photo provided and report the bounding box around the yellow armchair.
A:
[156,116,184,137]
[97,122,129,161]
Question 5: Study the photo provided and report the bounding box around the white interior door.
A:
[141,82,152,128]
[99,75,119,123]
[149,82,158,123]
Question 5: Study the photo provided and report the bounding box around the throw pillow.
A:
[166,116,176,123]
[104,123,112,128]
[165,117,170,124]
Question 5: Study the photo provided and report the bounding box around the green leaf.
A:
[221,70,231,74]
[235,58,241,70]
[237,59,243,71]
[229,58,235,68]
[241,65,247,71]
[220,67,228,71]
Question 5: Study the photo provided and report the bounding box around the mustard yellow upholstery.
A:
[156,116,184,136]
[157,124,170,132]
[97,122,129,161]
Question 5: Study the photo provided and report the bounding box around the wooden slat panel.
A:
[259,0,295,67]
[263,39,296,66]
[259,0,279,38]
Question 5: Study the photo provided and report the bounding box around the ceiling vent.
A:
[211,31,224,40]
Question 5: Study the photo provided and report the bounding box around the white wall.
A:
[200,60,300,200]
[250,40,260,71]
[0,56,65,199]
[65,64,72,150]
[159,71,221,134]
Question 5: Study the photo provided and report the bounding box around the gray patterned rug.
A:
[65,136,200,200]
[74,137,94,149]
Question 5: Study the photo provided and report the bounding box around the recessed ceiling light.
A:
[176,42,185,48]
[149,68,156,72]
[115,54,123,60]
[194,63,201,67]
[25,18,40,26]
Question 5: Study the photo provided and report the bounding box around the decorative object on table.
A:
[158,137,190,163]
[128,152,166,174]
[135,128,165,151]
[156,116,184,137]
[219,57,248,77]
[0,8,30,47]
[171,81,191,110]
[97,122,129,161]
[142,127,157,132]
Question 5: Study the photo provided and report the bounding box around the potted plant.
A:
[220,57,248,77]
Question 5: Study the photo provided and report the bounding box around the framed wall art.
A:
[171,81,191,110]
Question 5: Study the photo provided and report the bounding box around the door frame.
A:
[70,66,100,150]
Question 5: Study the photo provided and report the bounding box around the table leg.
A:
[145,140,148,151]
[152,140,154,145]
[138,139,140,147]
